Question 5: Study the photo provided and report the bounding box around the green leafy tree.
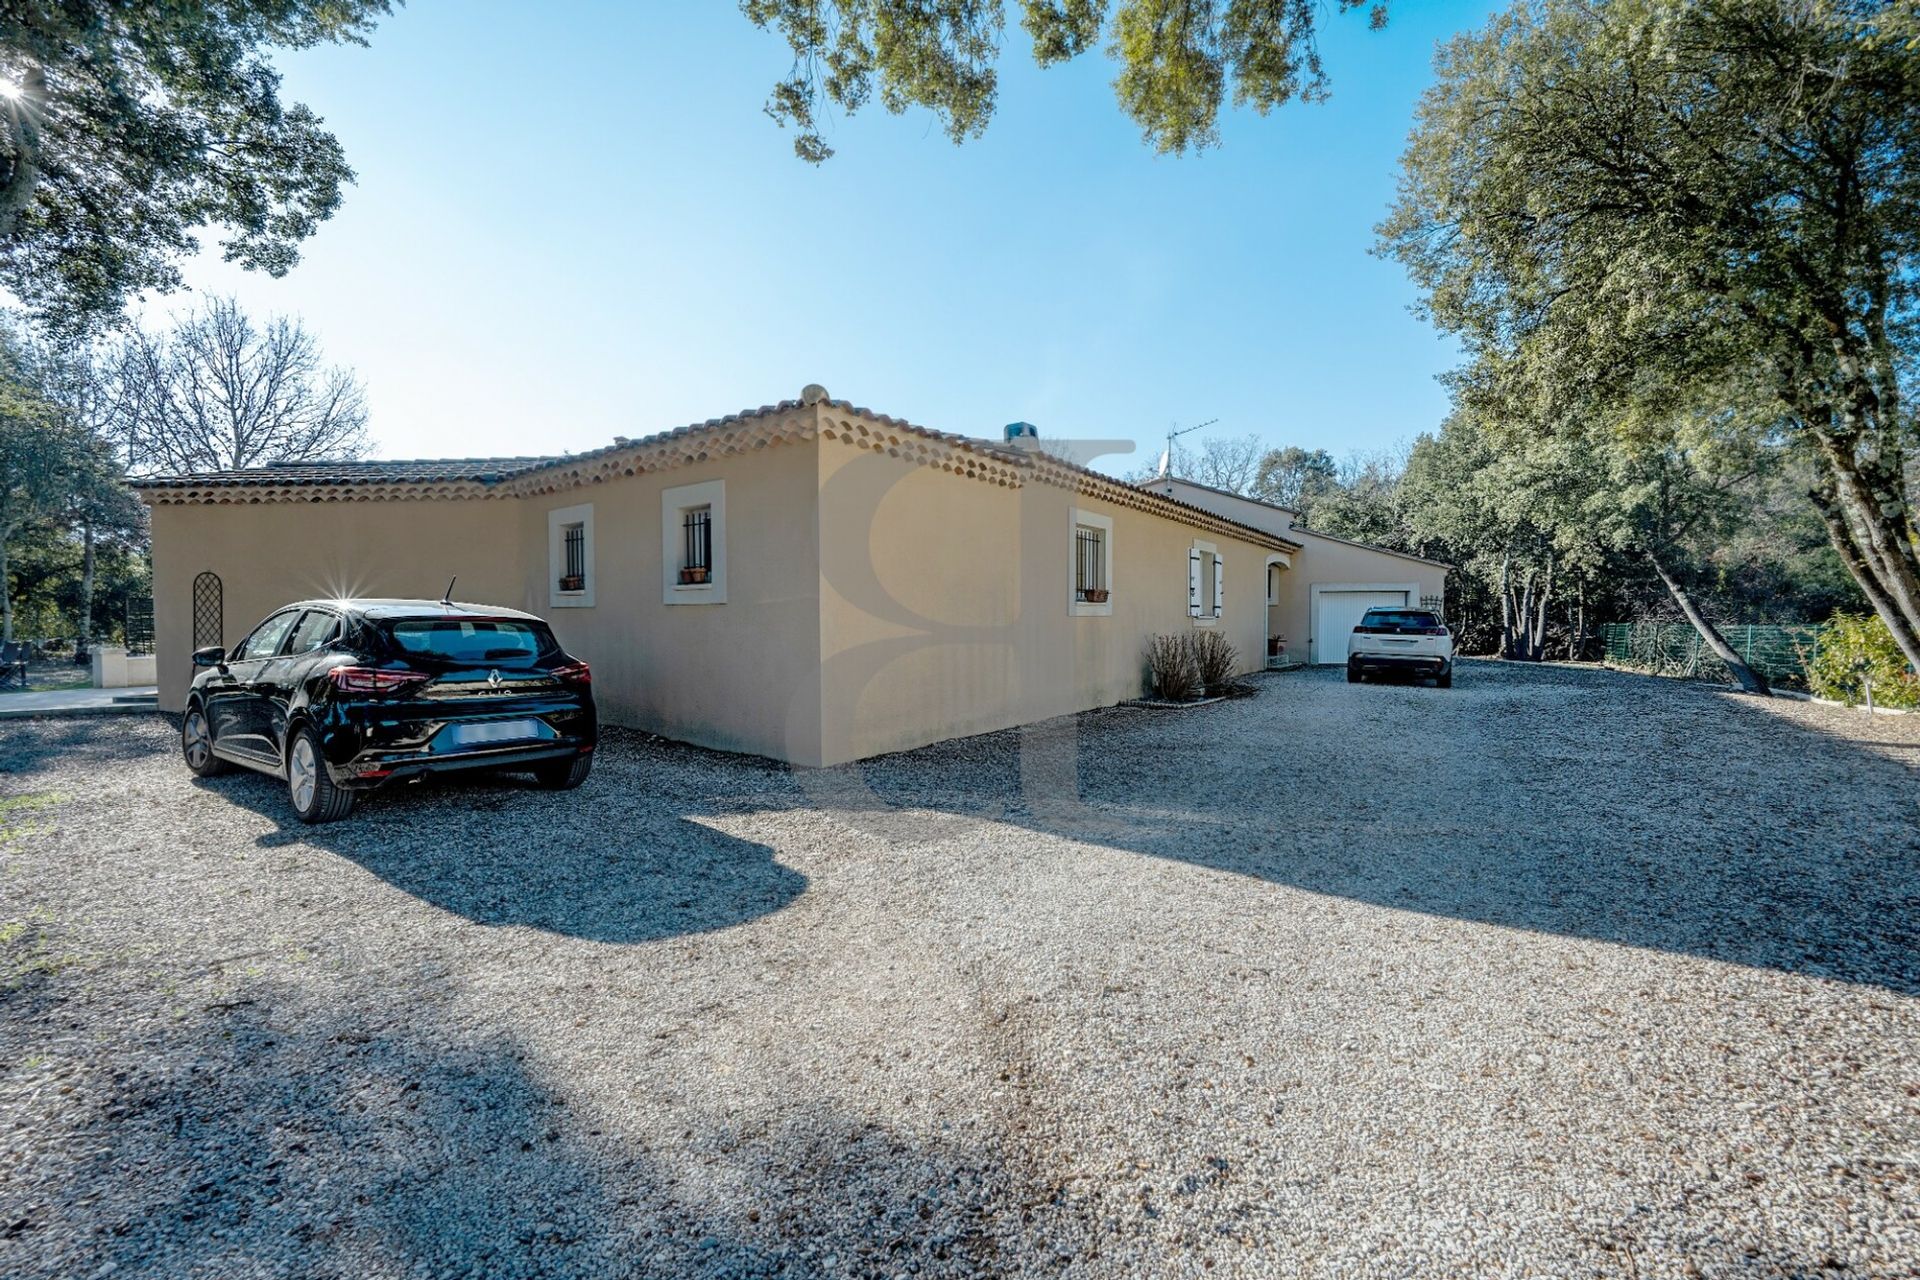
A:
[1304,447,1409,544]
[740,0,1389,161]
[1809,613,1920,708]
[0,317,145,646]
[1250,445,1338,518]
[1379,0,1920,673]
[0,339,90,642]
[1,1,394,333]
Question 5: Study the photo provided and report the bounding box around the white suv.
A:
[1347,607,1454,688]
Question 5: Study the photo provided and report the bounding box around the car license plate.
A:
[439,719,549,748]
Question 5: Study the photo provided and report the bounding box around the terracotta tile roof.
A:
[126,390,1300,551]
[130,456,561,489]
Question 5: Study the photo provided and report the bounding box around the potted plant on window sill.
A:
[1079,588,1110,604]
[679,566,711,585]
[559,574,585,592]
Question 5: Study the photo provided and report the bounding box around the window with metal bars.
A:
[682,506,712,573]
[1074,526,1106,600]
[560,522,586,589]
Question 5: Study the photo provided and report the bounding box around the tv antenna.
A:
[1158,417,1219,477]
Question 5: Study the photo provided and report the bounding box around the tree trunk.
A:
[1512,567,1539,660]
[1570,582,1587,662]
[77,521,96,652]
[1811,476,1920,673]
[1533,555,1554,660]
[1646,550,1771,696]
[0,537,11,645]
[1498,557,1514,658]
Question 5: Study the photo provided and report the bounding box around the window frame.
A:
[548,503,595,609]
[1189,539,1223,626]
[1068,508,1114,617]
[662,479,727,605]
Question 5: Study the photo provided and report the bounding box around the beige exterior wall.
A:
[150,498,533,714]
[1271,531,1447,664]
[514,439,825,764]
[814,437,1274,765]
[1144,476,1448,665]
[147,427,1291,767]
[150,444,825,763]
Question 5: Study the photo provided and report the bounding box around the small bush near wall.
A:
[1145,635,1200,702]
[1143,632,1242,701]
[1190,630,1239,695]
[1808,613,1920,709]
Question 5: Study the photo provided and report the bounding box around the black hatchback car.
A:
[182,599,597,823]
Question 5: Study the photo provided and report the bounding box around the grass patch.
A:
[0,664,91,695]
[0,792,61,852]
[0,915,65,991]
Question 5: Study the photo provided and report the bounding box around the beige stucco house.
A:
[1137,475,1450,667]
[136,387,1319,767]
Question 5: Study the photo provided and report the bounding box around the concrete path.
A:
[0,685,159,719]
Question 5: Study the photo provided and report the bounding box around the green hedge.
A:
[1808,614,1920,709]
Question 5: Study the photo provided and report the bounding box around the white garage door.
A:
[1310,587,1411,664]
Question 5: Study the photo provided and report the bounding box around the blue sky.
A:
[163,1,1498,470]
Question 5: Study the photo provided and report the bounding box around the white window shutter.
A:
[1188,548,1202,617]
[1213,553,1225,617]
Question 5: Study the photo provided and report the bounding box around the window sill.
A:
[551,589,593,609]
[1070,600,1113,617]
[666,583,725,606]
[1191,615,1219,628]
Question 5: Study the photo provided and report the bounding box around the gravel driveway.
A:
[2,661,1916,1279]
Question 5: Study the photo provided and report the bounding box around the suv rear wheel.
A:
[1346,661,1362,684]
[287,725,354,823]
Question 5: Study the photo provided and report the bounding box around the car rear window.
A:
[385,619,556,663]
[1360,610,1441,630]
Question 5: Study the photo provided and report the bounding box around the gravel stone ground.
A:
[0,659,1916,1280]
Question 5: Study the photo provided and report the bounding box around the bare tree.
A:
[111,297,369,474]
[1187,435,1265,494]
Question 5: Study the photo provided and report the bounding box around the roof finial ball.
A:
[800,383,830,406]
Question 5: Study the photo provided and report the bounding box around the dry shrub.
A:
[1190,629,1239,694]
[1145,634,1199,702]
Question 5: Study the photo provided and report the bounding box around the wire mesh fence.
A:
[1599,622,1821,686]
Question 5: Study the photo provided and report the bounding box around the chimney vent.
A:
[1004,421,1039,445]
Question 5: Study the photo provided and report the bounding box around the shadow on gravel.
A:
[194,760,808,946]
[812,661,1920,997]
[4,979,1037,1280]
[0,715,168,781]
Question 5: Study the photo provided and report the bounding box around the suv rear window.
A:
[1359,610,1441,631]
[386,619,556,663]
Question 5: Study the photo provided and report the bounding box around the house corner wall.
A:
[519,427,828,765]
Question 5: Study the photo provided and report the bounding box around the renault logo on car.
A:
[487,668,502,688]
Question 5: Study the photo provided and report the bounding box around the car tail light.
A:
[1426,626,1450,636]
[551,661,591,686]
[329,666,430,694]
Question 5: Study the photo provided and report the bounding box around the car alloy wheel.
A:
[285,725,354,823]
[181,707,228,776]
[289,735,319,812]
[184,711,212,769]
